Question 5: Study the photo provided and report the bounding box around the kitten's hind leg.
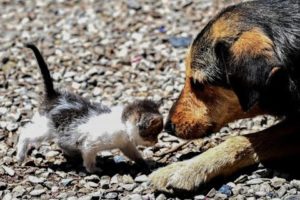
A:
[16,113,51,162]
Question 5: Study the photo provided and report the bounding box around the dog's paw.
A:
[149,161,188,193]
[165,162,210,192]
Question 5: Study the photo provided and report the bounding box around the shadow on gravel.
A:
[43,155,167,177]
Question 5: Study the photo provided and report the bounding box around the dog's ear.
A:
[215,40,279,111]
[229,56,274,111]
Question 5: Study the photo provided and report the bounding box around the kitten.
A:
[16,44,163,173]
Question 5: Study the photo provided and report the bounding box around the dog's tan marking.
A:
[210,14,240,41]
[185,47,193,78]
[231,27,274,60]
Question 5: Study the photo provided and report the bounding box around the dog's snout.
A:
[164,120,176,135]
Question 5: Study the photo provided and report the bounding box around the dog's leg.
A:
[150,118,300,193]
[16,113,51,162]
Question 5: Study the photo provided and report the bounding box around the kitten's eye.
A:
[190,78,205,91]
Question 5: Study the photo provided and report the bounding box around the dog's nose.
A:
[164,120,176,135]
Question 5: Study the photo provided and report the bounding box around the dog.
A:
[150,0,300,193]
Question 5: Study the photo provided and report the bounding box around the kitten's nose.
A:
[164,120,176,135]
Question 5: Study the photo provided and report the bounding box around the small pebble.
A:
[12,185,26,197]
[156,193,167,200]
[134,175,149,183]
[271,177,286,188]
[246,178,263,185]
[27,176,45,184]
[105,192,118,199]
[128,194,143,200]
[285,195,300,200]
[2,166,15,176]
[61,178,74,186]
[169,36,192,48]
[218,184,232,197]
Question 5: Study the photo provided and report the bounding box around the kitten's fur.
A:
[16,44,163,173]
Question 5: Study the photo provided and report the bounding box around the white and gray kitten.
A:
[16,44,163,173]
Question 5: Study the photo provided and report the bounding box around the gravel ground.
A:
[1,0,300,199]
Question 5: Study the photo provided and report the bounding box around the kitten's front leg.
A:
[120,142,147,166]
[82,149,102,173]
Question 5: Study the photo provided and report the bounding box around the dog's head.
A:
[166,6,291,139]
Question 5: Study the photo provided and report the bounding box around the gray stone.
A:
[291,180,300,190]
[194,195,205,200]
[105,192,118,199]
[277,186,287,198]
[127,0,141,10]
[285,195,300,200]
[100,177,110,189]
[45,150,60,159]
[215,193,227,199]
[6,122,18,131]
[2,166,15,176]
[2,193,13,200]
[134,175,149,183]
[255,191,266,197]
[235,175,248,183]
[271,177,286,188]
[128,194,143,200]
[67,197,78,200]
[30,189,46,196]
[61,178,73,186]
[27,175,45,184]
[207,188,217,197]
[85,181,98,188]
[84,175,100,183]
[122,183,136,191]
[156,193,167,200]
[12,185,26,197]
[246,178,263,185]
[123,175,134,184]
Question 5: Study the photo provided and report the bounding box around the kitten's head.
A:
[122,100,163,146]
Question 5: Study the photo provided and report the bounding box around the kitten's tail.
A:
[25,43,57,98]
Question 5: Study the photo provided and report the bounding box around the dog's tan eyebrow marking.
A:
[231,27,274,60]
[210,14,240,41]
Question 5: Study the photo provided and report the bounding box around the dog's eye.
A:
[190,78,205,91]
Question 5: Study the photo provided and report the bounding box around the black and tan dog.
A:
[150,0,300,193]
